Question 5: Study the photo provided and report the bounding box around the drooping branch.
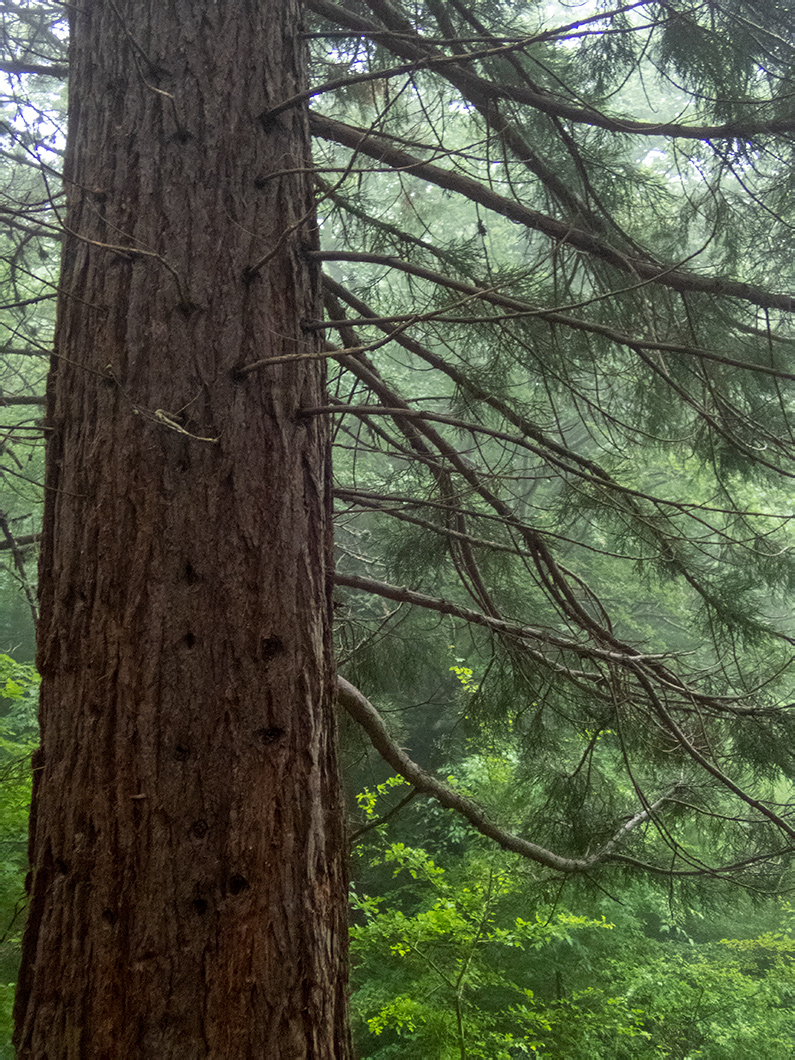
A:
[307,0,795,142]
[322,279,793,531]
[311,291,795,721]
[318,400,795,520]
[333,486,755,566]
[335,570,712,701]
[337,674,682,873]
[312,257,795,380]
[308,119,795,312]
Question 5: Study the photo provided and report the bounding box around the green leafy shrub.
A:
[0,656,39,1056]
[350,778,795,1058]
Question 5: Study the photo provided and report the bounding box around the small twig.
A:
[148,409,219,444]
[0,510,38,625]
[349,787,420,842]
[61,225,192,308]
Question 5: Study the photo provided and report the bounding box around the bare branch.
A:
[0,511,37,623]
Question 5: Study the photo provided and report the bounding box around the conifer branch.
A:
[628,664,795,843]
[322,278,795,514]
[314,262,795,380]
[337,674,683,873]
[308,121,795,312]
[334,571,721,703]
[308,0,795,141]
[323,290,795,664]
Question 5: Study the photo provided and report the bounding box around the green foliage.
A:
[0,0,794,1050]
[0,655,38,1056]
[350,780,795,1059]
[351,837,601,1057]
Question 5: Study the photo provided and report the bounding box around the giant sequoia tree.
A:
[0,0,792,1055]
[12,2,351,1057]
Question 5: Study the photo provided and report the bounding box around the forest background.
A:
[0,0,793,1056]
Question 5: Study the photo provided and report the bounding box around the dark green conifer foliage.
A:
[0,3,791,1043]
[310,0,795,888]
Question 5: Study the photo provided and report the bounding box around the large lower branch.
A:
[337,674,675,873]
[309,115,795,313]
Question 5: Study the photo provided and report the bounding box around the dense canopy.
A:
[0,0,791,884]
[0,0,792,1054]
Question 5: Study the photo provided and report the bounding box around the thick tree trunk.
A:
[14,2,351,1057]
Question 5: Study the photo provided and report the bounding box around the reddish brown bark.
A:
[14,1,351,1056]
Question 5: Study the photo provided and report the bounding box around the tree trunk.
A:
[14,2,351,1056]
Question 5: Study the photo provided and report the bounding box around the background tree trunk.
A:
[13,1,351,1056]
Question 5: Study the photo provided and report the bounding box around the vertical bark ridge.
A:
[15,2,351,1056]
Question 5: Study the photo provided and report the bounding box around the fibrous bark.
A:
[14,2,351,1056]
